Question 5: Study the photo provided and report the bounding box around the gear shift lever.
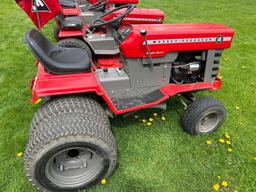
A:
[141,30,153,67]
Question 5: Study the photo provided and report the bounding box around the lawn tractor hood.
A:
[120,24,235,58]
[107,8,165,24]
[89,0,139,5]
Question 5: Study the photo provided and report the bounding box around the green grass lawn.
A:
[0,0,256,191]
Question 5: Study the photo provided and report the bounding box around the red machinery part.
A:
[31,64,222,114]
[120,24,235,58]
[89,0,139,5]
[105,8,165,24]
[58,27,85,38]
[62,6,81,16]
[58,8,165,39]
[62,0,140,16]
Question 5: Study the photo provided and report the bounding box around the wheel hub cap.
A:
[198,112,220,133]
[45,147,103,188]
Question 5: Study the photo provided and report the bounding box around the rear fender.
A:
[31,64,103,103]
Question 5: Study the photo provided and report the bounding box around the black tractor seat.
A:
[57,13,83,29]
[59,0,76,8]
[25,29,91,75]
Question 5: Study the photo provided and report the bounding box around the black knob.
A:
[103,68,108,73]
[140,30,147,36]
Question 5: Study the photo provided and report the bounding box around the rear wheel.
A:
[57,38,92,58]
[30,95,109,135]
[25,96,116,191]
[182,96,227,135]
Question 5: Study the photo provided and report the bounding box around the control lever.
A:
[141,30,153,67]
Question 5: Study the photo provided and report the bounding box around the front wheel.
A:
[182,96,227,135]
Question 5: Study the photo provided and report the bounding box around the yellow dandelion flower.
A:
[101,178,107,185]
[221,180,228,187]
[225,133,231,139]
[16,152,23,157]
[206,140,213,145]
[147,122,152,126]
[223,57,229,61]
[225,135,231,139]
[161,116,166,121]
[227,148,233,153]
[235,106,240,110]
[226,140,231,145]
[219,138,225,144]
[35,98,42,104]
[212,183,220,191]
[153,113,158,117]
[149,118,154,122]
[142,119,147,123]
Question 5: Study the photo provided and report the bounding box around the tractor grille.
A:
[204,50,223,82]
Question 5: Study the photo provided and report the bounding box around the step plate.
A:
[112,90,165,111]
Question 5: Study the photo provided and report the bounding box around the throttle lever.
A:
[141,30,153,68]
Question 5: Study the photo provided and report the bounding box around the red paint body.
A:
[89,0,139,5]
[62,6,81,16]
[31,62,222,114]
[32,22,234,114]
[58,8,166,38]
[106,8,165,24]
[16,0,61,29]
[120,24,235,58]
[62,0,140,16]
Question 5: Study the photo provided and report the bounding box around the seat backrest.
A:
[24,29,56,65]
[56,13,65,25]
[58,0,76,8]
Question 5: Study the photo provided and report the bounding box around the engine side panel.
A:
[96,53,177,98]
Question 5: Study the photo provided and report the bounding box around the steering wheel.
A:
[91,4,135,29]
[88,0,108,11]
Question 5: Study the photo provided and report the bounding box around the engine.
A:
[170,50,221,84]
[171,61,202,84]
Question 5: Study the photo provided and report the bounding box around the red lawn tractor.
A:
[54,2,165,40]
[23,4,234,192]
[59,0,139,16]
[55,4,165,59]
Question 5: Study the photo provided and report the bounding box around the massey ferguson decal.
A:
[123,17,162,23]
[32,0,50,12]
[146,37,232,45]
[216,36,224,44]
